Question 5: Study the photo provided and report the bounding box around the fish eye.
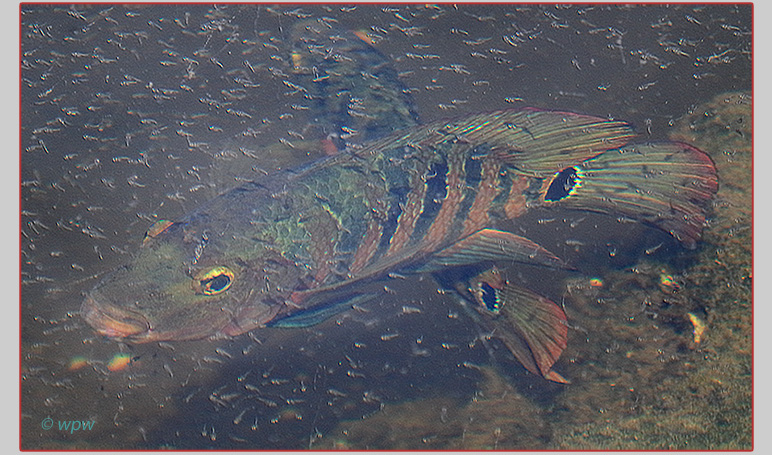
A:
[194,266,234,295]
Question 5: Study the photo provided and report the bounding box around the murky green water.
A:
[21,4,751,450]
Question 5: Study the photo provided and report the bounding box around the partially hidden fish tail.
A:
[468,268,569,383]
[290,19,419,146]
[545,142,718,248]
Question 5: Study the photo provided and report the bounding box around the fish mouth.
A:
[81,293,152,341]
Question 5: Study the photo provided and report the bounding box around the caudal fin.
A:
[545,142,718,248]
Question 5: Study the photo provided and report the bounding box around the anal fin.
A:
[421,228,569,271]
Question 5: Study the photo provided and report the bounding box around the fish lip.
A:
[81,293,152,341]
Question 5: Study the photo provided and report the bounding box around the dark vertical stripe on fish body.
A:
[420,146,466,252]
[387,162,428,256]
[377,182,410,256]
[463,153,484,191]
[451,153,485,236]
[411,158,448,245]
[462,159,503,237]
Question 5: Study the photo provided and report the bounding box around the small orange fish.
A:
[107,353,133,372]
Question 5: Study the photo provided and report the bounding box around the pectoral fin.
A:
[468,268,569,383]
[268,293,377,329]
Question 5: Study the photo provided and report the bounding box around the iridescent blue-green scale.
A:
[367,145,415,256]
[295,164,375,261]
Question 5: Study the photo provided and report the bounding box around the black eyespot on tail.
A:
[480,282,501,312]
[545,167,581,202]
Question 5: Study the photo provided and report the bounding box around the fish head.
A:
[81,219,291,343]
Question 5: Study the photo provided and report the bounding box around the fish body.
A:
[82,21,718,382]
[82,107,717,381]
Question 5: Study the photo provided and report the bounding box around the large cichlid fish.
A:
[81,21,717,383]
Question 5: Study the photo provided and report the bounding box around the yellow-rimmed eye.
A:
[194,266,234,295]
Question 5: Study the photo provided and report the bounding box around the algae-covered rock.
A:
[313,366,551,450]
[551,91,752,449]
